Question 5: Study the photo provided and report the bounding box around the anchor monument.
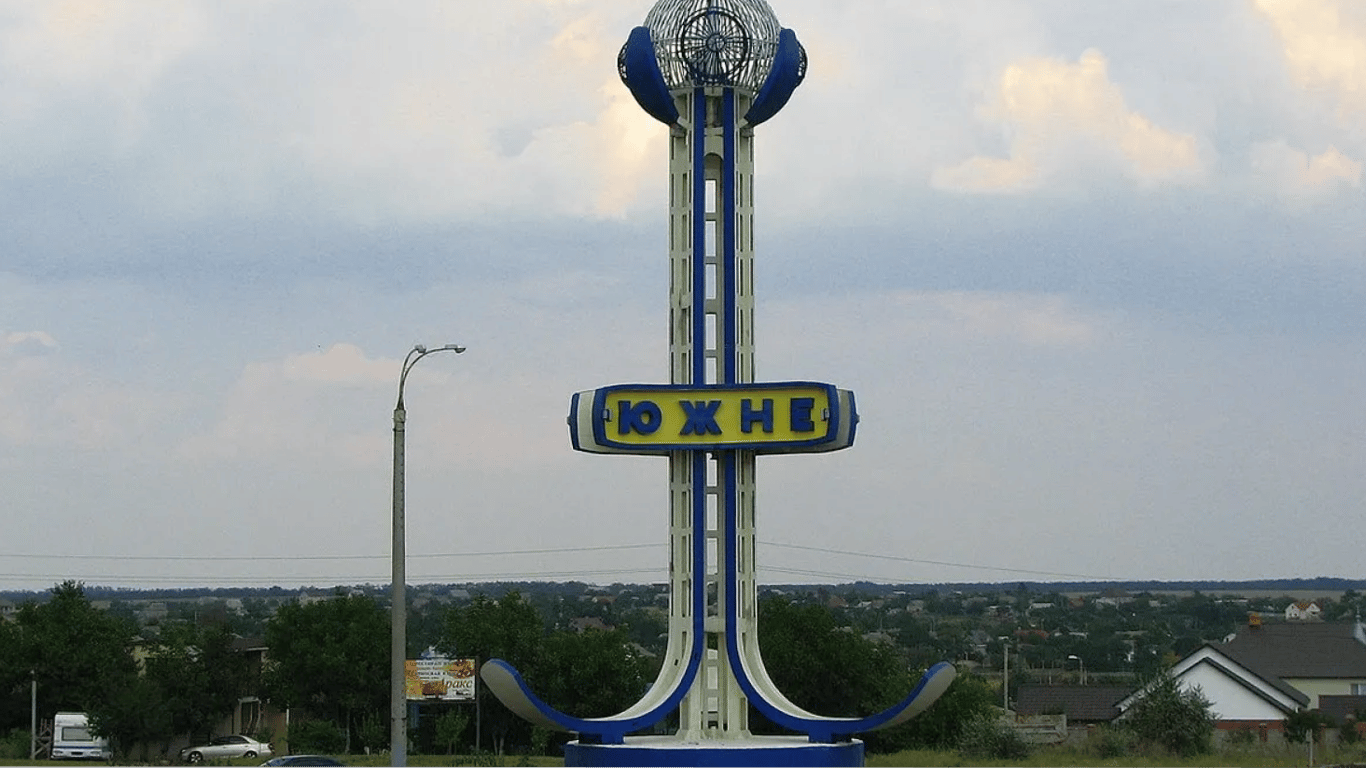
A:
[482,2,957,765]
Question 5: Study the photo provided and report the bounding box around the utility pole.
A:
[29,671,37,759]
[1002,645,1009,710]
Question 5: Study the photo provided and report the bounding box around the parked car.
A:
[179,735,274,763]
[261,757,344,766]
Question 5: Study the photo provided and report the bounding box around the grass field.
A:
[866,743,1361,767]
[1,741,1357,767]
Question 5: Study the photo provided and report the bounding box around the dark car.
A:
[260,756,345,766]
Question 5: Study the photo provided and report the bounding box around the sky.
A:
[1,0,1363,591]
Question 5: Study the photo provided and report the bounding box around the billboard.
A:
[405,656,476,701]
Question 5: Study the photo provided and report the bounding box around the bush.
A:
[1089,723,1139,758]
[0,728,33,760]
[1284,708,1334,744]
[957,713,1030,761]
[1226,725,1258,746]
[1122,670,1216,757]
[287,719,347,755]
[1340,713,1364,745]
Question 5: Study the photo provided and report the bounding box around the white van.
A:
[51,712,111,760]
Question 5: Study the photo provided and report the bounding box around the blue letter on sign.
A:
[790,397,816,433]
[619,401,663,435]
[741,398,774,433]
[679,400,723,435]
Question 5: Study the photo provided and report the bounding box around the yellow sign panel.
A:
[569,382,857,455]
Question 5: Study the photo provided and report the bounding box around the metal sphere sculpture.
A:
[619,0,807,126]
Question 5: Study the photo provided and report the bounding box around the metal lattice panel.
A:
[642,0,784,91]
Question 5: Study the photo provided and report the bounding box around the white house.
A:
[1285,601,1322,621]
[1122,618,1366,733]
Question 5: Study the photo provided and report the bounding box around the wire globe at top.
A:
[643,0,785,91]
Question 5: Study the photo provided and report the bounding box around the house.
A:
[1120,639,1307,729]
[1320,694,1366,731]
[1017,685,1128,723]
[1219,620,1366,708]
[1286,601,1322,621]
[570,616,613,633]
[222,637,286,745]
[1120,618,1366,732]
[1014,685,1128,743]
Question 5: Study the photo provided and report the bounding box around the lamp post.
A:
[1067,654,1086,686]
[391,342,464,766]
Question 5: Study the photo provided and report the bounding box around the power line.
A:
[763,542,1115,581]
[0,566,666,587]
[0,540,1118,587]
[0,543,662,563]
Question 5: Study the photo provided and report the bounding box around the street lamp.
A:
[391,343,464,766]
[1067,654,1087,686]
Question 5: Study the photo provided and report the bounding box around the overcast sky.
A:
[2,0,1363,592]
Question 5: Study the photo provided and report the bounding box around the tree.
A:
[263,594,388,753]
[1284,708,1334,744]
[439,592,544,670]
[433,708,470,755]
[0,619,27,733]
[437,592,545,754]
[893,673,999,752]
[754,597,994,754]
[88,676,172,763]
[757,598,915,718]
[1121,670,1216,756]
[14,582,140,718]
[435,592,660,756]
[537,628,653,719]
[145,621,250,746]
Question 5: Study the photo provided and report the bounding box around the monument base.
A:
[563,735,864,767]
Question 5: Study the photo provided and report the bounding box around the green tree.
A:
[439,592,544,670]
[894,673,999,751]
[433,708,470,754]
[0,620,27,733]
[15,582,140,719]
[88,676,172,762]
[145,621,250,746]
[437,592,545,754]
[263,593,388,753]
[754,597,989,754]
[537,628,654,720]
[1121,670,1215,756]
[757,598,914,718]
[1284,708,1334,744]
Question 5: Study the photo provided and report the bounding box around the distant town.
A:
[5,576,1365,680]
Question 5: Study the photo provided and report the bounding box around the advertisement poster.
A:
[405,656,476,701]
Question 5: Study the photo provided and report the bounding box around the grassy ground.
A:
[867,743,1363,767]
[2,742,1358,767]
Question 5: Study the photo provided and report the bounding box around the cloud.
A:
[0,328,164,450]
[281,342,393,386]
[1252,0,1366,122]
[0,2,663,223]
[0,1,205,166]
[2,330,59,355]
[178,343,396,465]
[929,292,1103,347]
[933,49,1203,193]
[1250,140,1363,200]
